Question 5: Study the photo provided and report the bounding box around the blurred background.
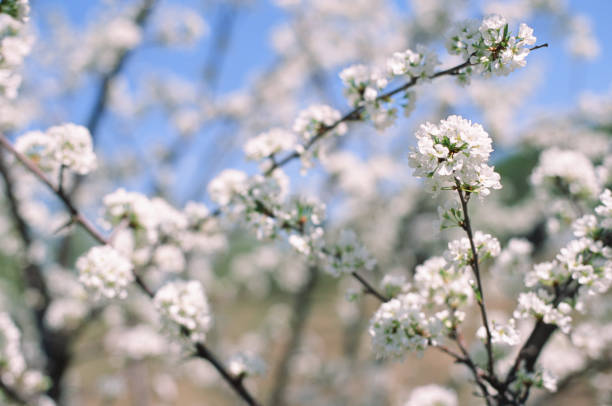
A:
[1,0,612,405]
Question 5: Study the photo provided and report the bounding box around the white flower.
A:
[322,229,376,276]
[15,124,97,175]
[227,352,266,377]
[14,130,57,171]
[244,128,296,161]
[103,188,159,243]
[153,244,185,273]
[46,124,97,174]
[44,298,88,331]
[105,325,167,360]
[380,273,408,298]
[76,245,134,300]
[403,384,458,406]
[531,148,600,200]
[154,280,212,342]
[386,45,439,79]
[446,231,500,268]
[154,5,208,47]
[595,189,612,228]
[513,291,572,333]
[477,318,520,346]
[409,115,501,197]
[447,16,536,77]
[446,19,480,59]
[207,169,248,206]
[414,256,472,308]
[369,293,441,358]
[339,64,388,108]
[292,104,347,142]
[524,261,566,287]
[572,215,598,238]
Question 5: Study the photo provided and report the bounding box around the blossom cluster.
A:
[102,188,224,271]
[208,169,377,277]
[0,312,51,402]
[227,351,266,378]
[0,0,31,100]
[370,230,500,358]
[531,147,601,201]
[76,245,134,300]
[369,293,441,358]
[238,15,538,179]
[244,128,296,161]
[403,384,458,406]
[409,115,502,197]
[15,123,97,175]
[321,229,376,276]
[153,280,212,343]
[515,190,612,333]
[447,15,536,79]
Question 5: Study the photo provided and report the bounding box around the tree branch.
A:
[263,43,547,176]
[0,133,260,406]
[455,178,495,378]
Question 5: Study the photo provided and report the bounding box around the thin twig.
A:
[351,271,390,302]
[455,178,495,378]
[263,43,547,177]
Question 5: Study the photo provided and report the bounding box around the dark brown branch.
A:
[452,328,493,405]
[195,342,261,406]
[455,178,495,377]
[351,271,390,302]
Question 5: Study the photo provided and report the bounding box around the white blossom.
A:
[15,124,97,175]
[403,384,458,406]
[414,256,472,308]
[46,124,97,174]
[244,128,296,161]
[409,115,501,196]
[369,293,441,358]
[154,280,212,343]
[531,148,601,200]
[76,245,134,300]
[207,169,249,206]
[445,231,501,268]
[321,229,376,276]
[293,104,347,142]
[386,45,439,79]
[227,352,266,378]
[477,318,520,346]
[513,291,572,334]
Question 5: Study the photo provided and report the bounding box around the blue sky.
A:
[29,0,612,202]
[32,0,612,124]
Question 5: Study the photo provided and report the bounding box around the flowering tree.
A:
[0,0,610,405]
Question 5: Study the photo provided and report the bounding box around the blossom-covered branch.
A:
[0,133,261,406]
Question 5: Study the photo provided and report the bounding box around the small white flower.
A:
[403,384,458,406]
[154,280,212,342]
[76,245,134,300]
[207,169,248,206]
[409,115,501,197]
[227,352,266,377]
